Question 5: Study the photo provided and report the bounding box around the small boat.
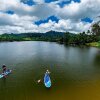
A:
[44,72,51,88]
[0,70,12,78]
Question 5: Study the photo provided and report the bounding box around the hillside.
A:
[0,31,64,42]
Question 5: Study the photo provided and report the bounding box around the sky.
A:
[0,0,100,34]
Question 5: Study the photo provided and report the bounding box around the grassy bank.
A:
[87,42,100,48]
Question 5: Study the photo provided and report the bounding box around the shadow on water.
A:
[93,50,100,67]
[0,78,7,87]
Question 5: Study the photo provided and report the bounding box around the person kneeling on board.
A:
[2,64,7,73]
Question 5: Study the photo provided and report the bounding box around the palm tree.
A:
[92,22,100,36]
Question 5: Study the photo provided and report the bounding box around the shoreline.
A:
[0,40,100,48]
[86,42,100,48]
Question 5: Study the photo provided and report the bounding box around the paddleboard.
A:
[44,73,51,88]
[0,70,12,78]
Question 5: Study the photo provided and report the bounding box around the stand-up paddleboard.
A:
[0,70,12,78]
[44,72,51,88]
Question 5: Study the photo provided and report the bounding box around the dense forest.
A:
[0,21,100,47]
[0,31,64,42]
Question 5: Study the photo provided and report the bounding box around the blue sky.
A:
[21,0,36,6]
[21,0,92,25]
[35,15,59,25]
[21,0,81,6]
[0,0,99,34]
[6,10,14,15]
[81,17,93,23]
[57,0,81,7]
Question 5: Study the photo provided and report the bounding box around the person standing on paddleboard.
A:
[37,69,50,83]
[2,64,7,73]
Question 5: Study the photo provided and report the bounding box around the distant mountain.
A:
[45,30,64,36]
[13,30,64,37]
[0,31,65,42]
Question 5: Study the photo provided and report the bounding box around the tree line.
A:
[0,21,100,46]
[60,20,100,45]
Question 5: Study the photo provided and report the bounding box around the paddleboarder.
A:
[46,69,50,74]
[2,64,7,73]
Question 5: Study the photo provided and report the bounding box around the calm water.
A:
[0,41,100,100]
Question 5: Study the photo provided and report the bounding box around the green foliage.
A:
[0,31,99,46]
[0,34,24,41]
[0,31,64,42]
[63,32,99,45]
[87,42,100,47]
[92,22,100,36]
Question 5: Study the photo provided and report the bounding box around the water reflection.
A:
[93,50,100,67]
[0,41,100,100]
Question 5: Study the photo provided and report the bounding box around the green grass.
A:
[87,42,100,48]
[23,38,32,41]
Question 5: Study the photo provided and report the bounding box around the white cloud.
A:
[34,0,44,4]
[0,0,100,34]
[38,19,91,33]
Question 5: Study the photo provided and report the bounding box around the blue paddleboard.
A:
[0,70,12,78]
[44,73,51,88]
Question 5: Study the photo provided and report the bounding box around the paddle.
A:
[34,69,51,84]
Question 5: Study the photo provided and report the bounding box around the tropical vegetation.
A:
[0,20,100,47]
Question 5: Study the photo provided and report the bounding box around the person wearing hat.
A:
[2,64,7,73]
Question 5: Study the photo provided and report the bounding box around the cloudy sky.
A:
[0,0,100,34]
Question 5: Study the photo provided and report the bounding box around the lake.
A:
[0,41,100,100]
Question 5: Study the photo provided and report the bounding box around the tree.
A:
[87,30,91,35]
[92,22,100,36]
[63,32,70,44]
